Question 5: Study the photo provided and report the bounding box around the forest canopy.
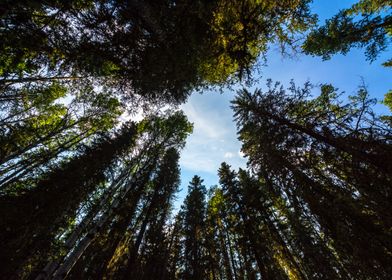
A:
[0,0,391,279]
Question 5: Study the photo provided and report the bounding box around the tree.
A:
[0,82,123,191]
[303,0,391,63]
[1,0,315,103]
[181,175,207,280]
[66,148,182,280]
[219,163,302,280]
[0,111,192,279]
[0,123,138,278]
[232,81,392,279]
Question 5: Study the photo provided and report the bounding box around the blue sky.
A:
[176,0,391,206]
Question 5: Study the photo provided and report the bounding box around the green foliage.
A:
[0,80,125,193]
[303,0,392,63]
[180,175,207,280]
[348,0,392,14]
[383,89,392,110]
[1,0,315,104]
[1,1,391,280]
[0,110,192,278]
[232,81,392,279]
[201,0,316,82]
[381,90,392,124]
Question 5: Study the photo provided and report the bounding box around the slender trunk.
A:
[123,185,161,277]
[256,107,392,172]
[276,150,392,273]
[35,171,129,279]
[48,185,132,279]
[232,191,269,280]
[225,227,238,280]
[219,221,234,280]
[240,211,269,280]
[40,151,152,279]
[0,129,90,189]
[0,115,72,165]
[244,252,256,280]
[0,75,87,86]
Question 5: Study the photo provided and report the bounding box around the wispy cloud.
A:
[224,152,234,158]
[179,92,246,177]
[181,101,228,139]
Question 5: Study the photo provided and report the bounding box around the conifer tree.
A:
[1,0,315,103]
[0,123,138,278]
[232,82,392,279]
[181,176,207,280]
[303,0,391,63]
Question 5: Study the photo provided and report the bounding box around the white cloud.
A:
[181,102,227,139]
[178,93,246,175]
[224,152,234,158]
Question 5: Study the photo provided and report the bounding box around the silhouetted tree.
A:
[232,81,392,279]
[181,176,207,280]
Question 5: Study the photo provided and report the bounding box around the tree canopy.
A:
[1,0,391,279]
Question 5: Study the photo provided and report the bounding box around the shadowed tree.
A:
[0,123,138,278]
[38,111,191,280]
[1,0,315,103]
[181,176,207,280]
[232,81,392,279]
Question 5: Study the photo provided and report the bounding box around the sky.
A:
[175,0,391,207]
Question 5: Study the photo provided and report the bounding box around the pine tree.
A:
[232,82,392,279]
[303,0,391,63]
[181,175,207,280]
[0,123,138,278]
[36,112,191,280]
[1,0,315,103]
